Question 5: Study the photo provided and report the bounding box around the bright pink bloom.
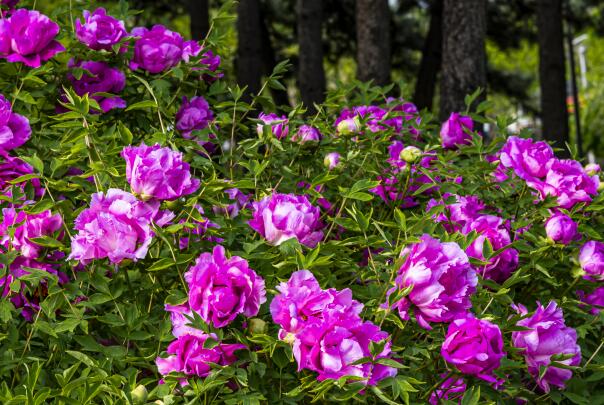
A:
[0,94,30,151]
[0,208,62,259]
[545,213,579,245]
[429,375,466,405]
[67,60,126,112]
[175,96,214,136]
[577,287,604,315]
[256,113,289,140]
[579,240,604,281]
[498,136,554,182]
[426,193,487,232]
[533,159,599,209]
[0,150,42,199]
[440,113,474,149]
[75,8,127,51]
[130,25,184,73]
[291,125,321,144]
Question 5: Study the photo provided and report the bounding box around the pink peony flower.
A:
[67,60,126,112]
[579,240,604,282]
[512,301,581,392]
[291,125,321,144]
[75,8,127,51]
[175,96,214,137]
[256,113,289,140]
[248,193,324,248]
[545,213,579,245]
[384,234,477,329]
[212,188,251,218]
[0,208,62,259]
[426,193,487,233]
[0,150,43,199]
[67,189,154,265]
[441,316,505,383]
[576,287,604,315]
[498,136,554,182]
[429,374,466,405]
[440,113,474,149]
[324,152,341,170]
[0,94,31,152]
[130,25,184,73]
[121,143,200,201]
[185,246,266,328]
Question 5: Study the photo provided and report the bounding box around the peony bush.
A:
[0,1,602,404]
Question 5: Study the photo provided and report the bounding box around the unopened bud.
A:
[336,116,361,136]
[400,146,422,163]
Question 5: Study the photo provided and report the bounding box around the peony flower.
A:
[584,163,601,177]
[2,9,65,68]
[0,94,31,152]
[67,189,154,265]
[164,303,206,338]
[440,112,474,149]
[335,105,387,134]
[400,146,422,163]
[429,375,466,405]
[545,213,579,245]
[212,188,251,218]
[291,125,321,144]
[178,205,222,249]
[270,270,362,338]
[426,193,486,233]
[441,316,505,383]
[576,287,604,315]
[512,301,581,392]
[498,136,554,183]
[197,49,223,81]
[324,152,341,170]
[579,240,604,281]
[130,25,184,73]
[75,8,127,51]
[156,333,246,378]
[384,234,477,329]
[0,208,63,259]
[185,246,266,328]
[293,313,397,385]
[256,113,289,140]
[67,60,126,112]
[0,150,43,199]
[121,143,200,201]
[462,215,519,284]
[248,193,324,248]
[387,140,406,169]
[175,96,214,137]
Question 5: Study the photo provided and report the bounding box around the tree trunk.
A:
[260,10,290,107]
[537,0,569,156]
[236,0,264,101]
[413,0,443,111]
[297,0,325,114]
[356,0,391,86]
[190,0,210,40]
[439,0,487,120]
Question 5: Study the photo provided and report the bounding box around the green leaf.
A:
[65,351,96,368]
[125,100,158,111]
[461,386,480,405]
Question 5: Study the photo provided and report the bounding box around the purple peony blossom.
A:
[212,188,251,218]
[185,246,266,328]
[533,159,599,209]
[293,313,397,385]
[256,113,289,140]
[440,113,474,149]
[429,375,466,405]
[248,193,324,248]
[384,234,477,329]
[164,302,205,338]
[67,60,126,112]
[0,94,31,151]
[67,189,154,265]
[512,301,581,392]
[334,105,388,134]
[121,143,200,201]
[75,8,127,51]
[197,49,223,81]
[130,25,184,73]
[175,96,214,137]
[156,333,246,378]
[0,208,63,259]
[576,287,604,315]
[178,205,222,249]
[545,213,579,245]
[2,9,65,68]
[462,215,519,284]
[498,136,554,182]
[441,316,505,383]
[324,152,341,170]
[426,193,487,233]
[270,270,363,338]
[0,150,43,199]
[291,125,321,144]
[579,240,604,282]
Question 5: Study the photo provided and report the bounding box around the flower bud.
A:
[400,146,422,163]
[336,116,361,136]
[585,163,601,177]
[545,213,578,245]
[324,152,341,170]
[248,318,267,334]
[131,384,148,405]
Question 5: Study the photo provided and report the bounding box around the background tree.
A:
[236,0,264,102]
[536,0,569,155]
[413,0,442,111]
[190,0,210,40]
[297,0,325,113]
[440,0,487,120]
[356,0,391,86]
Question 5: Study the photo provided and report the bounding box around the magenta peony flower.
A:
[440,112,474,149]
[293,313,397,385]
[256,113,289,140]
[75,8,127,51]
[0,150,43,198]
[156,333,246,378]
[441,316,505,383]
[498,136,554,182]
[324,152,340,170]
[130,25,184,73]
[212,188,251,218]
[67,189,154,265]
[0,94,31,151]
[67,60,126,112]
[512,301,581,392]
[270,270,363,338]
[2,9,64,68]
[335,105,387,134]
[164,303,206,338]
[579,240,604,281]
[462,215,519,284]
[178,205,222,249]
[545,213,579,245]
[121,143,200,201]
[533,159,599,209]
[291,125,321,144]
[429,374,466,405]
[175,96,214,137]
[248,193,324,248]
[185,246,266,328]
[426,194,486,233]
[577,287,604,315]
[197,49,223,81]
[385,234,477,329]
[0,208,62,259]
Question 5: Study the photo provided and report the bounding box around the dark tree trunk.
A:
[260,11,290,107]
[413,0,443,111]
[190,0,210,40]
[236,0,264,102]
[537,0,569,156]
[439,0,487,120]
[356,0,391,86]
[297,0,325,114]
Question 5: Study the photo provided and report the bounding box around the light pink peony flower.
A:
[579,240,604,282]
